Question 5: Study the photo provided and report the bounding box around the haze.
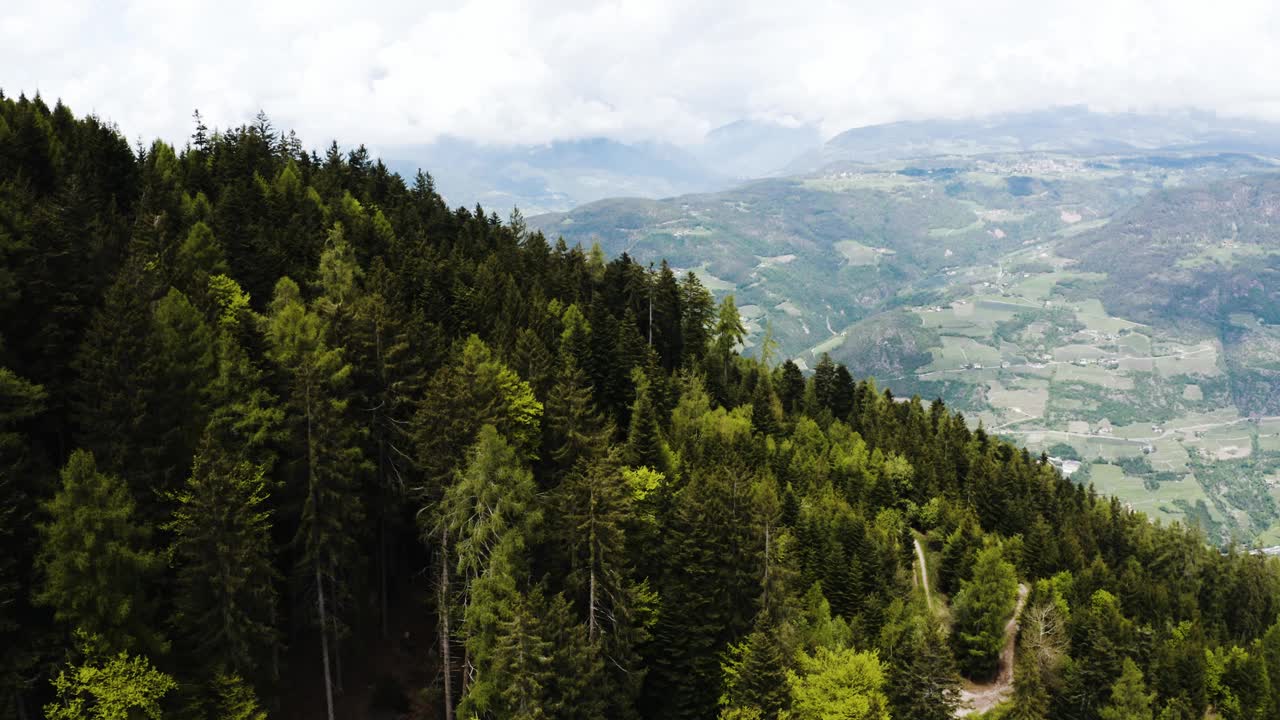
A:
[6,0,1280,151]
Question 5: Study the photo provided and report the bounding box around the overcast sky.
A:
[6,0,1280,150]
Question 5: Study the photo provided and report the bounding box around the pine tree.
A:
[679,272,715,367]
[624,369,673,476]
[543,358,613,481]
[1008,651,1050,720]
[555,448,651,711]
[644,467,761,720]
[444,426,543,720]
[652,260,683,370]
[414,335,542,493]
[0,361,44,713]
[1100,658,1155,720]
[720,615,789,719]
[951,543,1018,680]
[751,374,782,437]
[34,450,163,655]
[882,610,961,720]
[210,673,268,720]
[778,359,804,414]
[164,438,278,676]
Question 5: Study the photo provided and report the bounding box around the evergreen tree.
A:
[1100,658,1155,720]
[778,359,804,414]
[543,358,612,481]
[680,272,715,367]
[951,543,1018,680]
[210,673,268,720]
[264,276,366,720]
[719,615,789,719]
[880,608,961,720]
[624,369,673,476]
[35,450,163,655]
[164,439,278,676]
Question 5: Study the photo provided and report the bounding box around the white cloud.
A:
[5,0,1280,150]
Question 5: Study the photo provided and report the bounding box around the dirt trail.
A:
[913,538,933,612]
[956,583,1029,717]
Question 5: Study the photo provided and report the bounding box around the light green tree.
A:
[785,645,889,720]
[44,631,175,720]
[35,450,163,655]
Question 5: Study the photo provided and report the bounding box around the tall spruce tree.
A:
[164,439,278,677]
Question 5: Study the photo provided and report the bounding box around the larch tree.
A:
[264,275,366,720]
[34,450,163,656]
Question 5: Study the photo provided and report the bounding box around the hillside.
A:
[531,153,1280,544]
[10,94,1280,720]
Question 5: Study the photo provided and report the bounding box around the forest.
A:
[4,92,1280,720]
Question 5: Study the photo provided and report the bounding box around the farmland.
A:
[532,151,1280,544]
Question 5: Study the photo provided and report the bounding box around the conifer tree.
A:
[952,543,1018,680]
[625,369,673,476]
[210,673,268,720]
[164,439,278,676]
[543,358,613,481]
[652,260,683,370]
[265,276,365,720]
[679,272,715,367]
[1100,658,1155,720]
[720,615,789,719]
[778,359,805,414]
[880,608,961,720]
[35,450,163,656]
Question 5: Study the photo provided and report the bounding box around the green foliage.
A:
[952,543,1018,680]
[44,631,176,720]
[11,95,1280,720]
[444,425,541,581]
[210,673,268,720]
[165,440,278,675]
[720,616,789,719]
[35,450,163,655]
[625,368,674,476]
[1099,657,1154,720]
[785,645,889,720]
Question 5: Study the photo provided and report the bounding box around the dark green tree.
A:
[164,438,278,677]
[951,543,1018,680]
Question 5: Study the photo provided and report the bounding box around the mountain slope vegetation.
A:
[532,148,1280,544]
[6,93,1280,720]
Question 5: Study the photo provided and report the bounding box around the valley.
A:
[533,150,1280,544]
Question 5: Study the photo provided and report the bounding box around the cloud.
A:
[5,0,1280,150]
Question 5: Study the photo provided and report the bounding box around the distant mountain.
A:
[789,107,1280,171]
[690,119,822,180]
[383,120,823,215]
[384,136,728,215]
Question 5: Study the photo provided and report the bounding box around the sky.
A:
[5,0,1280,151]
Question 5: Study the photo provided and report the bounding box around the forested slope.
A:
[4,93,1280,719]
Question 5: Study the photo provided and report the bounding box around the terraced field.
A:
[532,151,1280,544]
